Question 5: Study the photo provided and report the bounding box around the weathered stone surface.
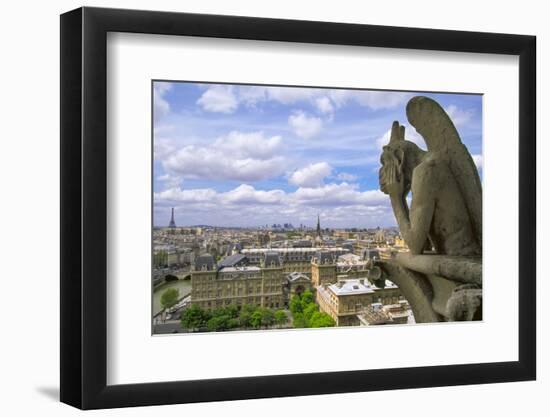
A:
[377,261,442,323]
[394,253,482,286]
[446,284,482,321]
[375,96,483,322]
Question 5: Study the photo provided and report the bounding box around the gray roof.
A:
[217,253,248,268]
[315,250,335,264]
[263,251,281,267]
[225,242,243,255]
[194,254,215,271]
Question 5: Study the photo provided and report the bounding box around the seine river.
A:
[152,279,191,316]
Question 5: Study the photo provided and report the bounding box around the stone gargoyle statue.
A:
[369,96,482,322]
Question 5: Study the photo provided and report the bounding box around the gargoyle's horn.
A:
[390,121,403,142]
[399,125,405,141]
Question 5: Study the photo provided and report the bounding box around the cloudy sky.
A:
[153,81,482,228]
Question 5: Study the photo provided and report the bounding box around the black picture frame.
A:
[60,6,536,410]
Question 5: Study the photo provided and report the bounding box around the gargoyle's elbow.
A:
[408,241,424,255]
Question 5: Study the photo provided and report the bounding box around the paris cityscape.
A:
[152,81,482,334]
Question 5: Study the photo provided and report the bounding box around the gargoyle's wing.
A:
[406,96,482,250]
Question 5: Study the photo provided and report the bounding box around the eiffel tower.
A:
[168,207,176,228]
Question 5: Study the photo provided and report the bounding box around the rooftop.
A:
[218,266,261,273]
[242,247,347,253]
[287,272,311,282]
[337,253,366,265]
[328,279,375,296]
[194,254,215,271]
[217,253,248,268]
[263,251,282,267]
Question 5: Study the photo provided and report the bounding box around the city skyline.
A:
[158,209,399,230]
[153,82,482,228]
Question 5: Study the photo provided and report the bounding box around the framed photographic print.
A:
[60,6,536,410]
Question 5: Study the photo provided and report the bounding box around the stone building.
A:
[316,279,403,326]
[336,253,369,279]
[190,252,285,310]
[285,272,313,299]
[241,247,348,276]
[311,250,337,286]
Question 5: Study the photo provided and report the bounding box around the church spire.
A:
[316,213,321,237]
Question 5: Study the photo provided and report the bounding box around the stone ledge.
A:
[394,252,482,286]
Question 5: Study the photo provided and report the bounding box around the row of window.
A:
[194,298,283,309]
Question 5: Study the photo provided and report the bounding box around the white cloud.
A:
[289,162,332,187]
[292,182,387,207]
[153,82,172,122]
[221,184,286,205]
[288,111,323,139]
[315,96,334,114]
[237,86,268,107]
[157,173,182,189]
[214,131,282,160]
[194,85,412,116]
[445,104,473,127]
[197,85,238,113]
[160,131,287,182]
[155,187,218,204]
[375,129,392,150]
[155,181,394,228]
[155,182,388,209]
[336,172,358,182]
[329,90,412,110]
[154,138,177,160]
[264,87,316,104]
[472,154,483,170]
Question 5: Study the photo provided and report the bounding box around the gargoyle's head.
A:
[379,121,426,195]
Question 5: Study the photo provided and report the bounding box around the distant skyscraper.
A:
[169,207,176,228]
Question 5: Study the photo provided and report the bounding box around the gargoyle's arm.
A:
[390,165,436,254]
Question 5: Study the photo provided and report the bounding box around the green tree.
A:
[303,303,319,321]
[153,250,168,268]
[227,318,240,329]
[181,304,211,331]
[274,310,288,328]
[160,288,179,310]
[260,308,275,328]
[289,295,303,314]
[239,311,252,328]
[241,304,256,314]
[292,312,307,328]
[239,304,256,328]
[207,315,230,332]
[224,304,239,319]
[250,310,263,328]
[300,290,314,306]
[309,312,336,328]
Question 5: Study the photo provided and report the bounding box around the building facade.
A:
[316,279,403,326]
[241,247,348,276]
[285,272,313,300]
[311,251,338,286]
[190,253,285,310]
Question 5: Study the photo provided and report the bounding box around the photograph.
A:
[0,0,543,414]
[151,81,483,334]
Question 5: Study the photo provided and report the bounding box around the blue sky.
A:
[153,81,482,228]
